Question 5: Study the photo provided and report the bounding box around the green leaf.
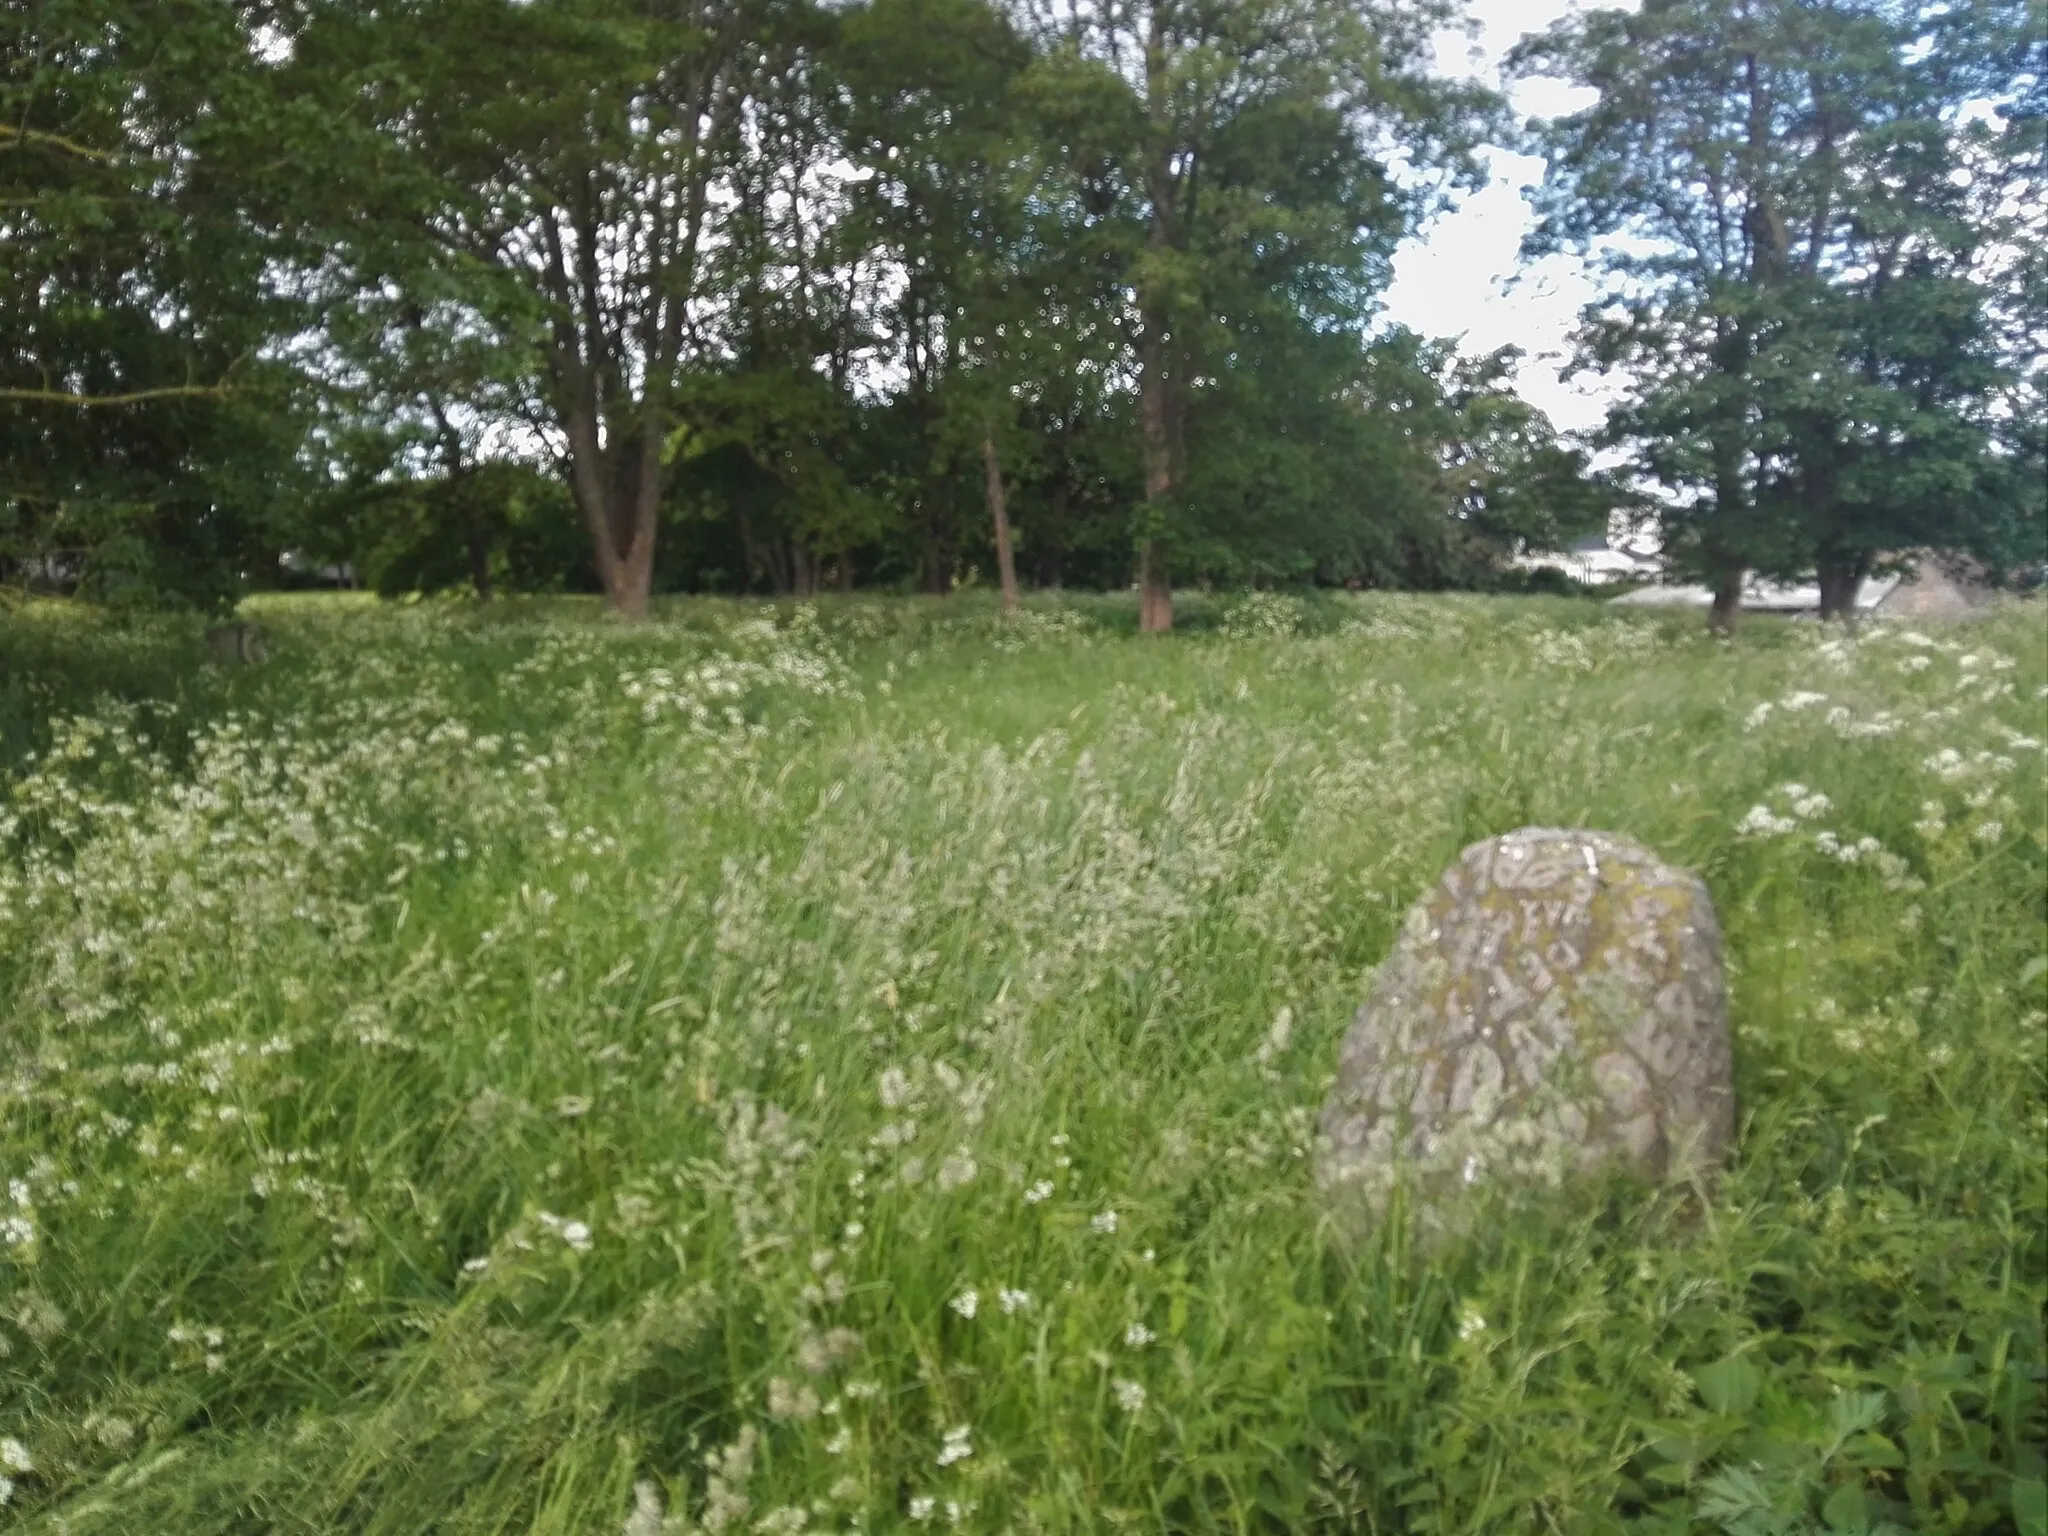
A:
[2013,1477,2048,1536]
[1696,1354,1763,1417]
[1840,1432,1905,1470]
[1823,1481,1871,1533]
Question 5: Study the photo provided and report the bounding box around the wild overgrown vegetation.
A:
[2,594,2042,1533]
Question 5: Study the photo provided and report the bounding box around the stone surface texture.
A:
[1316,827,1733,1230]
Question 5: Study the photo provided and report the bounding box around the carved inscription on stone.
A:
[1316,827,1734,1233]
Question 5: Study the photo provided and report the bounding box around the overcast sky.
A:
[1380,0,1639,434]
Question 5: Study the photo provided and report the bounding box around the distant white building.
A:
[1608,552,2000,618]
[1611,576,1898,613]
[1512,529,1663,586]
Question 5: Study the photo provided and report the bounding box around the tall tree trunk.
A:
[982,429,1019,617]
[428,398,490,602]
[1708,568,1745,635]
[1137,332,1174,633]
[1137,539,1171,632]
[464,508,492,603]
[834,553,854,593]
[564,410,661,618]
[791,543,817,599]
[1816,550,1868,627]
[921,490,954,596]
[1136,2,1177,634]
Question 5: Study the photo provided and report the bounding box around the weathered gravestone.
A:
[1316,827,1733,1235]
[205,622,268,665]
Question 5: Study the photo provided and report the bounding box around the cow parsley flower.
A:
[1091,1209,1118,1234]
[622,1480,665,1536]
[949,1289,978,1320]
[1112,1378,1146,1412]
[935,1425,973,1467]
[1736,805,1796,838]
[536,1212,592,1253]
[998,1287,1033,1315]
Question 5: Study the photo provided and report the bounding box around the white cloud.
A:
[1381,0,1640,434]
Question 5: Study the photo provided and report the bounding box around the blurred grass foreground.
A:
[1,591,2043,1534]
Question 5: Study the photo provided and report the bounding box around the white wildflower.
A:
[1972,820,2004,844]
[949,1289,979,1320]
[1124,1321,1155,1348]
[1782,691,1828,711]
[1784,787,1832,819]
[1924,748,1967,781]
[536,1212,592,1253]
[1023,1180,1054,1204]
[1255,1005,1294,1064]
[1090,1209,1118,1234]
[767,1376,821,1421]
[936,1152,977,1192]
[997,1288,1032,1315]
[1736,805,1796,838]
[554,1095,590,1118]
[1112,1378,1146,1413]
[622,1480,665,1536]
[910,1495,936,1521]
[1744,702,1774,730]
[935,1425,973,1467]
[878,1067,911,1108]
[1458,1306,1488,1343]
[0,1438,30,1473]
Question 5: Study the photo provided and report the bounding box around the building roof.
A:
[1610,576,1901,612]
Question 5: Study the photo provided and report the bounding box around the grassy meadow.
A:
[0,590,2043,1535]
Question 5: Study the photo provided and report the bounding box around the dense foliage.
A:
[0,0,316,606]
[3,0,2036,616]
[1516,0,2045,627]
[1,592,2043,1530]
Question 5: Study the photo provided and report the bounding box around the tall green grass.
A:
[2,591,2042,1533]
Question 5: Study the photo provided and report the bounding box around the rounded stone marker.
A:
[1315,827,1734,1235]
